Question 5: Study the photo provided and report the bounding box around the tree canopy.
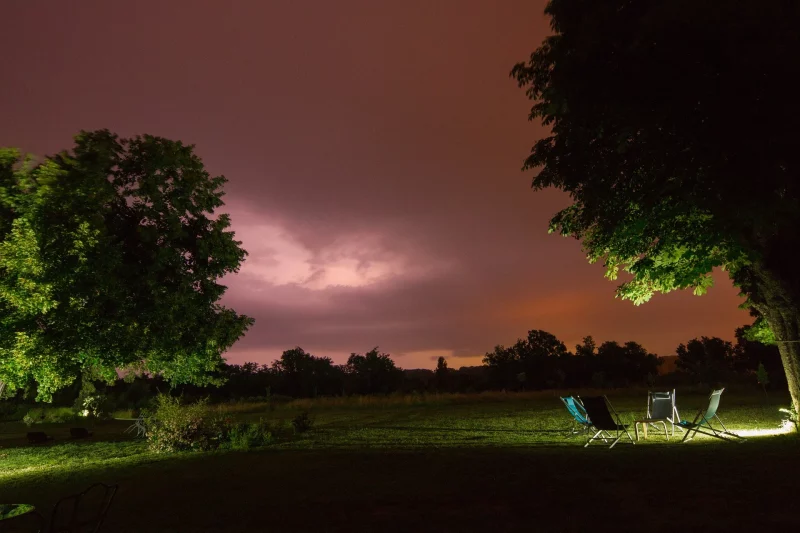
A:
[0,130,253,400]
[512,0,800,410]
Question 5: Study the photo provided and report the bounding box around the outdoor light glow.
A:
[735,419,796,438]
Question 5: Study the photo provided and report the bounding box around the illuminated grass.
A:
[1,390,797,532]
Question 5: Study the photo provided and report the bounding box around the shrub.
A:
[291,411,314,434]
[224,419,273,450]
[0,402,29,422]
[145,395,220,453]
[23,406,79,425]
[70,379,116,420]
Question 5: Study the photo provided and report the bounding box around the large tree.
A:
[0,130,253,400]
[512,1,800,411]
[483,329,568,389]
[345,348,403,395]
[675,337,735,386]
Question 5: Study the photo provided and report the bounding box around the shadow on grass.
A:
[4,440,800,532]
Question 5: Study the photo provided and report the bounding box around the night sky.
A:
[0,0,747,368]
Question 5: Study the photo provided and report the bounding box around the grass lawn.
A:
[1,389,798,532]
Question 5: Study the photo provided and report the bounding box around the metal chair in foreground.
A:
[48,483,118,533]
[677,388,745,443]
[633,389,682,440]
[580,396,636,449]
[560,396,592,435]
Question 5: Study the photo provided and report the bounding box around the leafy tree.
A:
[512,1,800,411]
[219,362,274,400]
[434,356,449,391]
[756,362,770,396]
[562,335,597,387]
[0,131,253,400]
[345,347,403,394]
[271,347,342,397]
[733,326,785,385]
[675,337,734,386]
[594,341,660,387]
[574,336,596,359]
[483,329,568,389]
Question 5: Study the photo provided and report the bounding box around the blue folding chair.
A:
[561,396,592,435]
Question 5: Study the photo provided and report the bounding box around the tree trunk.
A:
[757,287,800,416]
[768,313,800,415]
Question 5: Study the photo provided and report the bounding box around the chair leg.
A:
[635,422,640,441]
[622,426,636,444]
[586,429,604,447]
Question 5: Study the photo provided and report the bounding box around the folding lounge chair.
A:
[50,482,118,533]
[560,396,592,434]
[677,388,745,443]
[580,396,635,449]
[633,390,682,440]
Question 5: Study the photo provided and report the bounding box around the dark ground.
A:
[3,438,799,532]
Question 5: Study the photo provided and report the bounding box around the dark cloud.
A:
[0,0,749,370]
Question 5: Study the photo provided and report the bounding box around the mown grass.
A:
[1,388,797,532]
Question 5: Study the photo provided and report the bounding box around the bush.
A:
[0,402,29,422]
[79,393,114,419]
[291,411,314,434]
[224,419,273,450]
[145,395,222,453]
[23,406,79,425]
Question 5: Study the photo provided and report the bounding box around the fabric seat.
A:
[677,388,745,443]
[580,396,635,449]
[560,396,592,434]
[633,389,682,440]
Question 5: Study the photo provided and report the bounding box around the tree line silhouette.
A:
[0,326,784,412]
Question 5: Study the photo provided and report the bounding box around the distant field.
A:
[1,388,798,532]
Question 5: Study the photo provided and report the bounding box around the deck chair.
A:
[560,396,592,434]
[124,415,147,438]
[677,388,745,443]
[580,396,635,449]
[49,482,118,533]
[633,390,682,440]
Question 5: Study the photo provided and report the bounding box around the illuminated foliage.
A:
[0,132,253,400]
[513,0,800,410]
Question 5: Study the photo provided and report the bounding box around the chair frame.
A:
[560,396,592,435]
[633,389,683,440]
[580,395,636,449]
[48,482,118,533]
[678,388,745,443]
[124,415,147,438]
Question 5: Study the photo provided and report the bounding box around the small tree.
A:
[756,362,770,398]
[434,356,449,392]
